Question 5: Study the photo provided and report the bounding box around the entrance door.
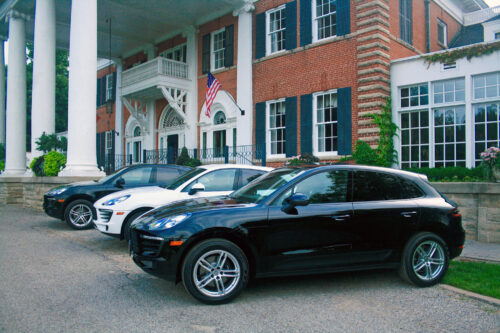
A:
[167,134,179,164]
[213,130,226,157]
[133,140,142,163]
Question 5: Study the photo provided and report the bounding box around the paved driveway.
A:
[0,204,498,333]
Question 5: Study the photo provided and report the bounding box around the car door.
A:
[118,166,155,189]
[181,168,238,197]
[264,169,354,273]
[351,171,421,262]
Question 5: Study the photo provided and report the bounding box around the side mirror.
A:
[189,183,205,195]
[281,193,310,214]
[115,177,125,188]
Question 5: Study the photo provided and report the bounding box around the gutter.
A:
[425,0,431,53]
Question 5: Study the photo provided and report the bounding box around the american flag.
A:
[205,72,222,118]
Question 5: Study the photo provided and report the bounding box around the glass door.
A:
[213,130,226,158]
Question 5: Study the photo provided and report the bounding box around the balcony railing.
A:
[464,5,500,26]
[121,57,189,88]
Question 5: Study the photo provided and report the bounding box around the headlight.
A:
[102,194,131,206]
[149,213,191,230]
[47,187,68,196]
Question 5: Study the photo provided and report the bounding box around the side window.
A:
[183,169,237,192]
[276,170,349,205]
[239,169,266,188]
[120,167,153,185]
[156,167,182,186]
[353,171,422,201]
[399,177,424,198]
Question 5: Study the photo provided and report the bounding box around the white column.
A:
[0,40,5,144]
[31,0,56,158]
[4,13,27,176]
[114,61,123,155]
[184,26,198,150]
[59,0,104,176]
[143,101,156,151]
[234,2,255,147]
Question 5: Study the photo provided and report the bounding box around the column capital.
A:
[5,10,31,22]
[182,25,199,37]
[233,1,255,16]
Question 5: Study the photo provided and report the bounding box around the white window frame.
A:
[437,19,447,47]
[399,110,430,169]
[266,99,286,158]
[105,131,113,152]
[399,83,429,109]
[105,73,113,102]
[472,102,500,166]
[432,78,465,105]
[159,43,187,63]
[495,31,500,40]
[312,0,337,43]
[432,106,466,167]
[266,5,286,56]
[472,71,500,101]
[211,28,226,71]
[313,89,338,157]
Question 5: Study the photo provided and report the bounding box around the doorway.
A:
[167,134,179,163]
[213,130,226,158]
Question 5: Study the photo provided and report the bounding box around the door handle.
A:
[332,214,351,222]
[401,211,417,218]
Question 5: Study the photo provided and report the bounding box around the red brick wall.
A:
[156,34,187,56]
[429,1,461,51]
[97,64,116,133]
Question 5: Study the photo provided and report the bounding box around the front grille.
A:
[98,209,113,223]
[130,230,163,257]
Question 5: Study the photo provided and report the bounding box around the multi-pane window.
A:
[433,78,465,104]
[400,111,429,168]
[315,0,337,41]
[316,92,338,153]
[160,44,187,63]
[267,7,286,54]
[105,131,113,153]
[434,106,466,167]
[473,72,500,100]
[437,19,447,46]
[105,74,114,101]
[399,0,412,44]
[268,101,286,155]
[212,29,225,70]
[400,84,428,108]
[474,103,500,165]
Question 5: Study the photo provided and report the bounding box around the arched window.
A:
[133,126,141,137]
[214,111,226,125]
[161,108,184,129]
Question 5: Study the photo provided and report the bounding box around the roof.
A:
[449,24,484,48]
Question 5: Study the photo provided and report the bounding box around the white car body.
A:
[94,164,272,237]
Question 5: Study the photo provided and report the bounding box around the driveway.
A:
[0,204,498,332]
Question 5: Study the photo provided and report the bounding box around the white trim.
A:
[312,0,337,43]
[265,5,286,57]
[211,27,226,71]
[159,43,187,63]
[312,89,338,157]
[437,18,448,47]
[266,98,286,158]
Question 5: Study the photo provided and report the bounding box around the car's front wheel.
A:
[182,239,249,304]
[399,232,449,287]
[64,199,95,230]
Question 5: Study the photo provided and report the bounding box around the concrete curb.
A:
[458,256,500,264]
[440,284,500,307]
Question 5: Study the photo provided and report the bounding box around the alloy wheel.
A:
[68,204,93,227]
[412,240,445,281]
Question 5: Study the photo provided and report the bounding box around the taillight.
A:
[451,208,461,218]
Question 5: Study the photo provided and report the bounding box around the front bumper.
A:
[93,207,129,237]
[43,195,65,220]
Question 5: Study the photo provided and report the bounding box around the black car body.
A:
[130,165,465,304]
[43,164,191,229]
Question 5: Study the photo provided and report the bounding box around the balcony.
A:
[463,5,500,26]
[121,57,191,100]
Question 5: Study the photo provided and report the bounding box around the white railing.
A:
[464,5,500,26]
[121,57,189,87]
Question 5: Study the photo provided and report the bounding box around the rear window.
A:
[353,171,423,201]
[239,169,266,188]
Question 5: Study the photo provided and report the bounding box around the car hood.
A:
[94,186,182,209]
[133,196,256,229]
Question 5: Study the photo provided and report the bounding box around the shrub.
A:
[286,153,320,165]
[404,166,486,182]
[43,151,66,176]
[35,132,67,153]
[30,156,45,177]
[176,147,202,168]
[353,140,381,166]
[0,160,4,171]
[0,143,5,160]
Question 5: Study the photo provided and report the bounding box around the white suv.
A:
[94,164,272,240]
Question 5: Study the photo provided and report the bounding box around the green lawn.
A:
[443,260,500,299]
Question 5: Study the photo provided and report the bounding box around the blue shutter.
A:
[336,0,351,36]
[337,87,352,155]
[96,78,101,107]
[112,72,117,102]
[285,0,297,50]
[300,94,313,154]
[256,12,266,59]
[224,24,234,67]
[255,102,267,156]
[300,0,312,46]
[202,33,211,74]
[285,96,297,157]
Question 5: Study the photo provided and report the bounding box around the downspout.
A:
[425,0,431,53]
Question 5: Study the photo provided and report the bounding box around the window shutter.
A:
[300,94,313,154]
[96,78,101,107]
[285,0,297,50]
[337,87,352,155]
[336,0,350,36]
[202,33,211,74]
[112,72,117,102]
[255,12,266,59]
[224,24,234,67]
[300,0,312,46]
[101,77,107,104]
[255,102,266,152]
[285,96,297,157]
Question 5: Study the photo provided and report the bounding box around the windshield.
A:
[166,168,206,190]
[230,168,305,204]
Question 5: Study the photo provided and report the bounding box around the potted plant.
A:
[480,146,500,182]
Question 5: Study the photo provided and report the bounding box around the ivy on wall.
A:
[423,41,500,65]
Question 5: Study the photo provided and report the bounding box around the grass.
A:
[443,260,500,299]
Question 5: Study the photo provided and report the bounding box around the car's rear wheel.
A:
[64,199,95,230]
[182,239,249,304]
[399,232,449,287]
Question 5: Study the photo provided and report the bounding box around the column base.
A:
[59,165,105,177]
[2,168,28,177]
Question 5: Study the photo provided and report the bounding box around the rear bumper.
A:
[43,195,65,220]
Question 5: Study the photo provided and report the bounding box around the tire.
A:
[182,239,249,305]
[123,210,148,241]
[399,232,449,287]
[64,199,95,230]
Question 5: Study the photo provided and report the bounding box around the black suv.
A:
[130,165,465,304]
[43,164,191,230]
